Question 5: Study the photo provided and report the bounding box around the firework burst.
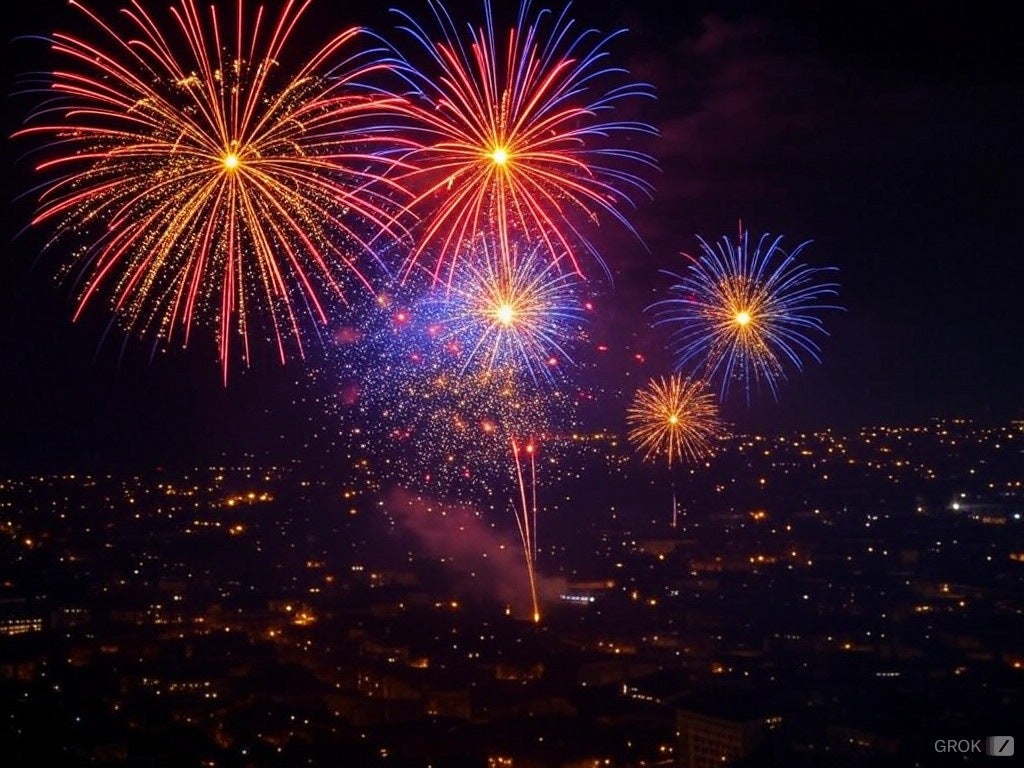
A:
[383,0,657,281]
[432,236,586,383]
[627,374,725,468]
[14,0,411,381]
[649,224,842,401]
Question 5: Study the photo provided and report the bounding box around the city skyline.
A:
[1,416,1021,766]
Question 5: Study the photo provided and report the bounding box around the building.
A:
[676,697,783,768]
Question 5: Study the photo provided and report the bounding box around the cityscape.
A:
[2,418,1022,765]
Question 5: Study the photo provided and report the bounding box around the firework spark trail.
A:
[649,223,842,402]
[510,437,540,623]
[380,0,657,282]
[14,0,412,381]
[528,441,538,561]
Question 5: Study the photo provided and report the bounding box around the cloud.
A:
[629,15,848,216]
[639,13,1019,211]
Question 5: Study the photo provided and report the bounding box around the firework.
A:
[14,0,410,381]
[627,374,725,468]
[432,236,587,383]
[510,437,540,622]
[649,224,842,401]
[383,0,657,281]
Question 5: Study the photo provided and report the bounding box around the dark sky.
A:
[2,0,1022,470]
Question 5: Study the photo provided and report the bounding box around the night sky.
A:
[2,0,1022,471]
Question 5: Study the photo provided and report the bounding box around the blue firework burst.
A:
[650,225,842,402]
